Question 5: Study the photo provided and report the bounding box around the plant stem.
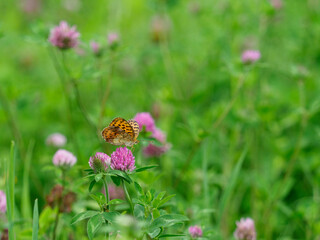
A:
[202,139,209,222]
[213,75,245,129]
[52,169,66,240]
[122,180,134,214]
[52,203,60,240]
[70,78,99,135]
[102,177,110,240]
[102,177,110,209]
[48,47,81,159]
[60,52,99,138]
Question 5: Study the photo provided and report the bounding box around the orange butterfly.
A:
[101,117,140,147]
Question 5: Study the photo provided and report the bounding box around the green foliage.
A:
[1,0,320,239]
[71,211,100,225]
[87,214,105,239]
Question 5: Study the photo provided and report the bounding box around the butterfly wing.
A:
[128,119,140,140]
[101,126,133,146]
[101,126,121,143]
[109,117,134,138]
[102,117,139,147]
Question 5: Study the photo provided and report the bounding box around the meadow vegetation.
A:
[1,0,320,239]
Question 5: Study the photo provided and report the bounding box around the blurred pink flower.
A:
[53,149,77,167]
[271,0,283,9]
[107,32,119,47]
[20,0,41,14]
[74,46,86,56]
[188,2,201,15]
[102,184,125,200]
[134,112,156,132]
[152,103,161,119]
[150,15,171,43]
[143,143,171,158]
[234,217,257,240]
[111,147,135,172]
[46,133,67,147]
[241,50,261,64]
[189,225,202,238]
[0,191,6,213]
[63,0,81,12]
[90,41,101,55]
[89,152,110,173]
[49,21,80,50]
[151,128,166,143]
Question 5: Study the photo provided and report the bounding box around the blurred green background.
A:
[1,0,320,239]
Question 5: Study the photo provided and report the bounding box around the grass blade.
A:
[6,141,15,240]
[217,145,248,224]
[22,140,35,220]
[32,199,39,240]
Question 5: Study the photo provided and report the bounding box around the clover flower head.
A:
[46,133,67,147]
[21,0,41,14]
[90,41,101,55]
[107,32,119,46]
[111,147,135,172]
[151,15,171,43]
[0,191,6,213]
[134,112,156,132]
[189,225,203,238]
[49,21,80,49]
[271,0,283,9]
[143,143,171,158]
[63,0,81,11]
[241,50,261,64]
[53,149,77,167]
[89,152,110,172]
[234,217,257,240]
[151,128,166,143]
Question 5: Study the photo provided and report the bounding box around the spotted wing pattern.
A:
[101,117,139,147]
[101,126,133,146]
[128,119,140,140]
[109,117,134,138]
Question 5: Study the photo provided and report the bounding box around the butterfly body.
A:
[101,117,139,147]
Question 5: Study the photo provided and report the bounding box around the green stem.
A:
[102,177,110,210]
[70,78,98,136]
[213,74,245,129]
[48,47,81,158]
[60,52,98,137]
[202,140,209,222]
[52,169,66,240]
[122,180,133,214]
[102,177,110,240]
